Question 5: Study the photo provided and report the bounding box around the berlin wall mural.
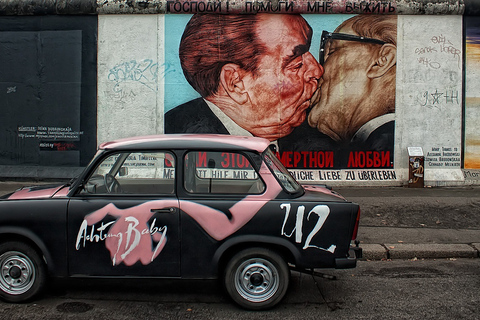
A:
[1,13,466,185]
[465,17,480,170]
[164,14,397,181]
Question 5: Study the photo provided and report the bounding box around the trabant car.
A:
[0,134,361,310]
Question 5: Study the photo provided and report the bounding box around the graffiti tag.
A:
[415,34,461,69]
[420,89,459,110]
[76,217,167,266]
[107,59,175,92]
[280,203,335,252]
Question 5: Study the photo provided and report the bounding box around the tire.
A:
[0,242,47,303]
[224,248,290,310]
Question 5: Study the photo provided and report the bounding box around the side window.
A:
[184,151,265,194]
[82,151,175,195]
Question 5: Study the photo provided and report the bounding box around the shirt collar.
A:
[204,99,253,137]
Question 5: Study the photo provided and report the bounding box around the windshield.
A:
[263,148,303,194]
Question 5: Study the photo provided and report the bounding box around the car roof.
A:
[98,134,271,153]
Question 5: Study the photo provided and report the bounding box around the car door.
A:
[67,150,181,277]
[178,150,271,277]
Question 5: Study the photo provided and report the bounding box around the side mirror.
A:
[84,183,97,194]
[119,167,128,176]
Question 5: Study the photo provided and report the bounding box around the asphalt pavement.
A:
[0,181,479,261]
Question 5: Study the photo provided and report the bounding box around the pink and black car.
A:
[0,134,361,310]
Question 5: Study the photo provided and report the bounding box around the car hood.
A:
[5,184,70,200]
[300,185,347,202]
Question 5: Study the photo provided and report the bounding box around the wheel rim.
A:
[234,258,279,303]
[0,251,36,295]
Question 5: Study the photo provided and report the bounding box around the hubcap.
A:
[235,258,279,303]
[0,251,36,295]
[9,266,22,279]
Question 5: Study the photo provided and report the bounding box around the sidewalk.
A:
[336,186,480,260]
[1,181,479,260]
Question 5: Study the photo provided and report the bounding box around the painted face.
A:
[308,23,378,142]
[239,15,323,141]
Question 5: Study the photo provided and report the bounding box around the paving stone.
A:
[360,244,388,260]
[472,243,480,257]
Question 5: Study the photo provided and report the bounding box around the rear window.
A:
[184,151,265,194]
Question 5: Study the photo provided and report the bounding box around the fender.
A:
[213,235,302,270]
[0,226,61,276]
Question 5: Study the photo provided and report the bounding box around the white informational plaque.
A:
[407,147,424,157]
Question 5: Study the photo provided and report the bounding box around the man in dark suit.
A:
[308,15,397,154]
[165,98,228,134]
[165,14,323,142]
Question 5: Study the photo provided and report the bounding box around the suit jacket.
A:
[165,98,229,134]
[350,114,395,153]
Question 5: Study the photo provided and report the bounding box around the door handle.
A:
[150,207,176,214]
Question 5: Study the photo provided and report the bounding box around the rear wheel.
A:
[224,248,290,310]
[0,242,46,302]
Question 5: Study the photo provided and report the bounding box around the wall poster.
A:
[0,16,97,171]
[164,14,397,182]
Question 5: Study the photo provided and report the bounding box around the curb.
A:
[361,243,480,260]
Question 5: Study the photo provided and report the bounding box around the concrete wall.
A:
[396,15,464,186]
[0,16,97,179]
[98,15,165,143]
[96,14,472,186]
[1,4,480,186]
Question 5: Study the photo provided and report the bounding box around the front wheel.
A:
[224,248,290,310]
[0,242,46,303]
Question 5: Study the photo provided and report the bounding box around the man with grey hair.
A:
[165,14,323,142]
[308,15,397,152]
